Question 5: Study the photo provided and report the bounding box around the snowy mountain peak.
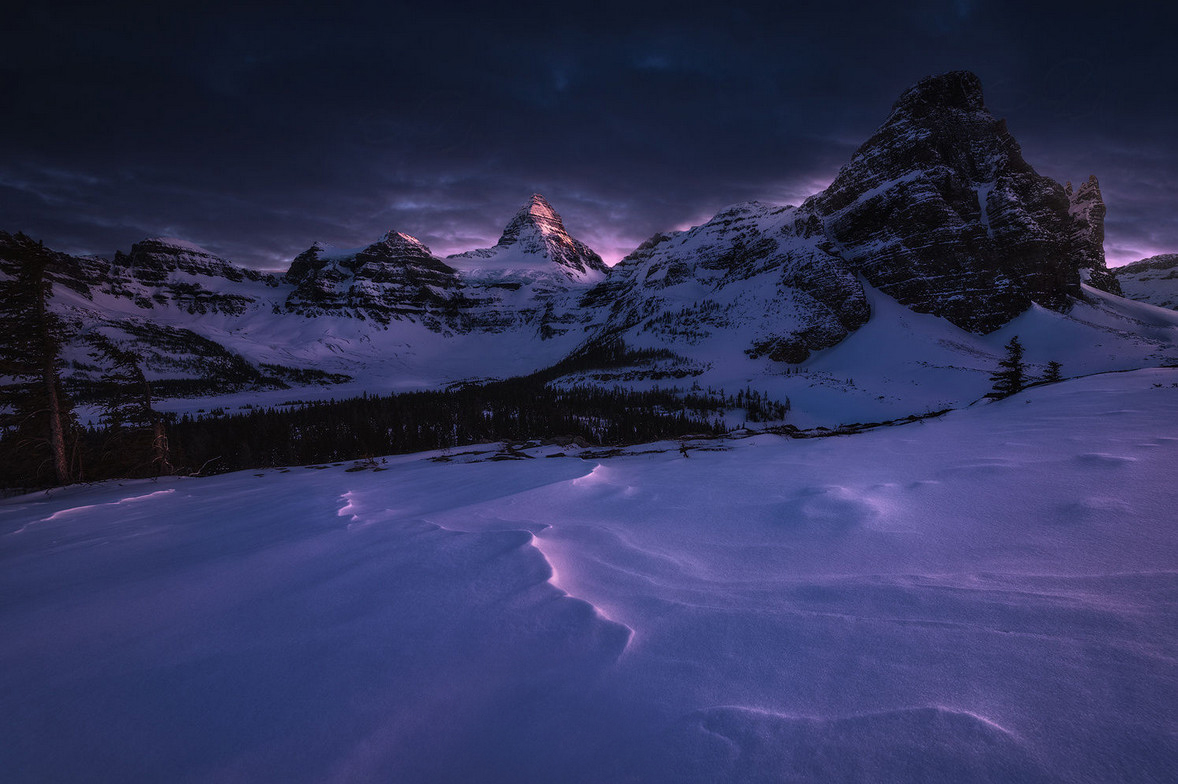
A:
[376,230,433,256]
[1067,175,1118,294]
[497,193,589,253]
[796,70,1115,332]
[115,236,249,284]
[522,192,561,225]
[449,194,609,282]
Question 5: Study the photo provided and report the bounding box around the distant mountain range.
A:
[4,71,1177,427]
[1112,254,1178,311]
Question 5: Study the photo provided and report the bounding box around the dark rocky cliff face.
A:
[801,70,1112,333]
[590,70,1118,363]
[284,232,464,326]
[119,238,267,284]
[1067,176,1120,295]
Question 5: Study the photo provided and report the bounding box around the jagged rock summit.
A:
[1066,176,1120,294]
[799,70,1113,332]
[6,71,1170,423]
[449,193,609,282]
[283,230,461,326]
[589,70,1118,368]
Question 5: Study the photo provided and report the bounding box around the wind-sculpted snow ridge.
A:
[5,369,1178,782]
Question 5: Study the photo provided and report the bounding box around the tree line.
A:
[1,235,747,489]
[5,231,1058,490]
[988,335,1063,399]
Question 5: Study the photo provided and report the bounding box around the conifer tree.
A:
[0,233,78,485]
[988,335,1026,399]
[1044,360,1062,384]
[88,332,172,476]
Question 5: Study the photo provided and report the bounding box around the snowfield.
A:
[4,369,1178,783]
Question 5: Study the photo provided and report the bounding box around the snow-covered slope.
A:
[4,368,1178,782]
[1114,253,1178,310]
[448,193,610,283]
[1,196,609,403]
[587,201,869,365]
[542,70,1144,424]
[1,72,1169,423]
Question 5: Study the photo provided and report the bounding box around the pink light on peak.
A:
[1105,243,1174,267]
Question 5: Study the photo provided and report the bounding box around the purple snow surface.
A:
[3,369,1178,783]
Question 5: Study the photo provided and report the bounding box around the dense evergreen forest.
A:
[3,370,785,489]
[165,378,734,476]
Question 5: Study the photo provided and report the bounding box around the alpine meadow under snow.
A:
[3,70,1178,782]
[4,370,1178,782]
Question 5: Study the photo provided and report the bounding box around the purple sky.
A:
[3,1,1175,269]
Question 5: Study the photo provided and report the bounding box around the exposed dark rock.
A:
[284,231,464,326]
[120,237,274,286]
[1067,176,1120,295]
[802,70,1113,332]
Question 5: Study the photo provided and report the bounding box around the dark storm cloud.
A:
[3,1,1176,268]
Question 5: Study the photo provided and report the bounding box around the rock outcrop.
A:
[1067,176,1120,295]
[799,70,1112,333]
[284,231,464,327]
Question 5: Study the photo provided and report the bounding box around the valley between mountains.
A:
[3,71,1178,784]
[5,71,1178,434]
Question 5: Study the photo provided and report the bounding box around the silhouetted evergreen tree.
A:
[1,331,792,489]
[0,233,78,486]
[1043,360,1062,384]
[989,335,1026,399]
[87,332,172,477]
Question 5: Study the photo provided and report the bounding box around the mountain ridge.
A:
[4,71,1172,426]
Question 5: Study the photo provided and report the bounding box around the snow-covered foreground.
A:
[4,370,1178,783]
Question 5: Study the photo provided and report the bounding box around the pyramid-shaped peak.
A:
[506,193,567,238]
[444,193,608,279]
[524,193,559,219]
[498,193,572,247]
